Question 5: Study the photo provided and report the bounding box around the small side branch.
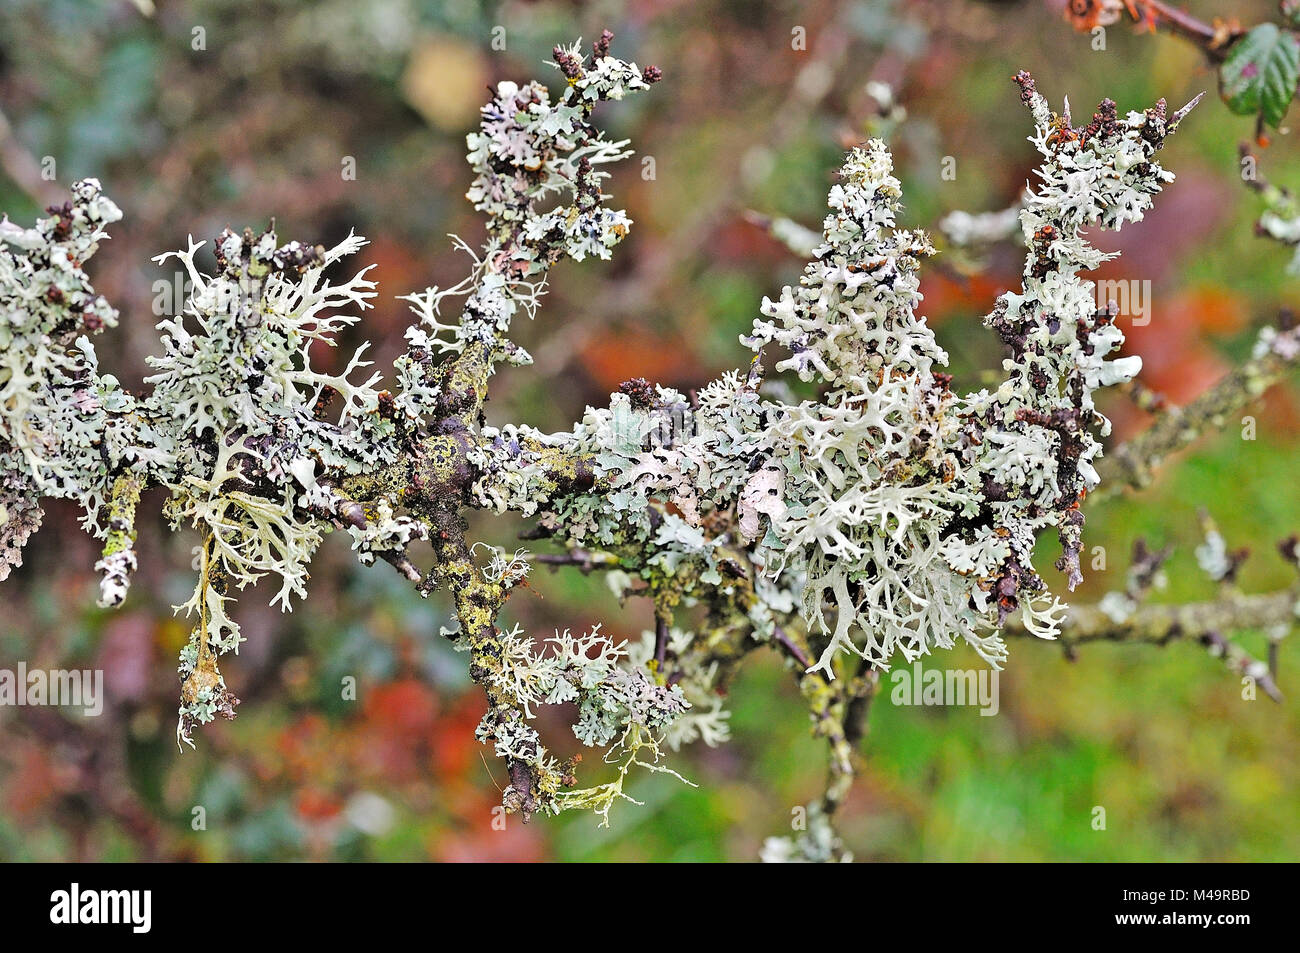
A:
[1063,1,1242,63]
[1096,321,1300,497]
[311,496,423,586]
[1005,586,1295,700]
[94,474,143,608]
[534,548,618,574]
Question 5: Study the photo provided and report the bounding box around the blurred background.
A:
[1,0,1297,862]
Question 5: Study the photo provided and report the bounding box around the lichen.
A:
[0,38,1200,838]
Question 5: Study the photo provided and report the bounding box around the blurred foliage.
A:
[1,0,1298,861]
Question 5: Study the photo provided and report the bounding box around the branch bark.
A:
[1005,585,1295,700]
[1095,322,1300,498]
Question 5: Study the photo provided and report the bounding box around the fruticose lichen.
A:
[0,37,1197,829]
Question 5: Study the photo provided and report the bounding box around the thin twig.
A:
[654,610,669,671]
[1096,321,1300,498]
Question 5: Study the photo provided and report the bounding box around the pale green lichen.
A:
[496,82,1195,678]
[0,41,1208,848]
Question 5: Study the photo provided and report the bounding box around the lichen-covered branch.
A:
[9,33,1283,861]
[1007,585,1295,649]
[94,473,143,608]
[1007,532,1296,702]
[1095,318,1300,496]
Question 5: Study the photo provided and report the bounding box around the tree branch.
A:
[1005,585,1295,700]
[1095,321,1300,498]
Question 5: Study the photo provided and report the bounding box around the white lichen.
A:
[0,44,1198,830]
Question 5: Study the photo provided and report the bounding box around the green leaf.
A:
[1219,23,1300,128]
